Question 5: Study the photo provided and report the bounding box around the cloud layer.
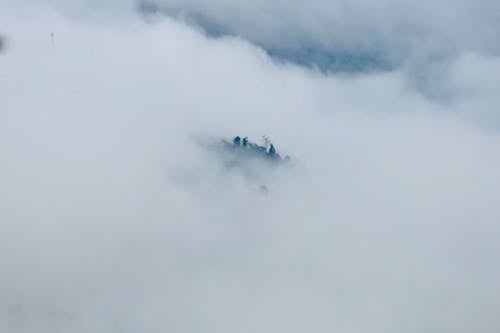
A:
[139,0,500,72]
[1,2,500,333]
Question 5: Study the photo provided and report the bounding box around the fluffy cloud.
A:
[1,2,500,333]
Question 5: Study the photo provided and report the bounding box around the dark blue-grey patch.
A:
[266,47,394,73]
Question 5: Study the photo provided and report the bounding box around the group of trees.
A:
[230,136,287,161]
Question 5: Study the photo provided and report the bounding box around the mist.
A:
[1,2,500,333]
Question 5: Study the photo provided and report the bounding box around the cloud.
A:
[138,0,500,74]
[1,2,500,333]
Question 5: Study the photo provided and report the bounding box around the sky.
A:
[1,1,500,332]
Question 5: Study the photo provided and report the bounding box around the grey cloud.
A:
[137,0,500,75]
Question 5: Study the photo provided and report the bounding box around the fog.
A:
[1,2,500,333]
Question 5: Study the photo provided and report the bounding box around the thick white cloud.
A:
[1,2,500,333]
